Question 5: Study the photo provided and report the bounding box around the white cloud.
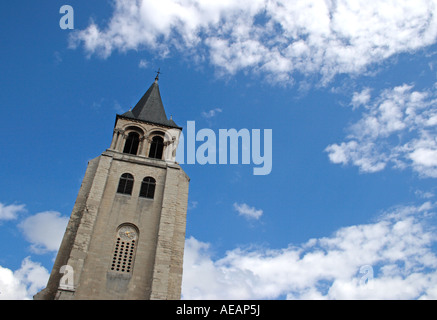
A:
[326,83,437,177]
[0,203,26,221]
[351,88,372,110]
[410,148,437,167]
[18,211,69,254]
[0,257,49,300]
[182,202,437,299]
[233,202,263,220]
[138,59,148,69]
[201,108,222,119]
[70,0,437,84]
[415,190,435,199]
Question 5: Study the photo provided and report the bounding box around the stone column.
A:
[138,136,147,157]
[115,130,125,152]
[109,130,118,150]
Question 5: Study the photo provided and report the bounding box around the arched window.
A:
[110,224,138,273]
[123,132,140,155]
[117,173,134,195]
[148,136,164,159]
[139,177,156,199]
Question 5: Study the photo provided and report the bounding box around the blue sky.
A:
[1,1,437,299]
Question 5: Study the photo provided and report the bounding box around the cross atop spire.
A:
[154,68,162,83]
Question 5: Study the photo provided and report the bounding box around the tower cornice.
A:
[115,114,183,131]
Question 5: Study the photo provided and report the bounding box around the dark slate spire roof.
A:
[121,78,180,129]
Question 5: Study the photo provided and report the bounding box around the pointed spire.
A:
[121,74,180,129]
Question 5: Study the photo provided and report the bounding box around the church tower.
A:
[35,75,190,300]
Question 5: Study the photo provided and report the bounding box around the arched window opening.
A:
[139,177,156,199]
[123,132,140,155]
[117,173,134,195]
[110,224,138,274]
[148,136,164,159]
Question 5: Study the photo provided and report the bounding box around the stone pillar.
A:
[115,131,125,152]
[109,130,118,150]
[138,136,147,157]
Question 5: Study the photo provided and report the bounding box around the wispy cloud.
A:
[0,203,26,221]
[351,88,372,110]
[70,0,437,84]
[201,108,222,119]
[138,59,148,69]
[326,83,437,177]
[233,202,263,220]
[182,202,437,299]
[415,190,435,199]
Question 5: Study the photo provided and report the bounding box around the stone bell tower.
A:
[34,75,190,300]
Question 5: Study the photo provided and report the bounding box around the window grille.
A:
[110,225,138,273]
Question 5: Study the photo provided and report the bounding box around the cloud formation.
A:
[0,203,26,221]
[0,204,66,299]
[233,202,263,220]
[18,211,69,254]
[0,257,49,300]
[201,108,222,119]
[71,0,437,83]
[182,202,437,299]
[326,83,437,177]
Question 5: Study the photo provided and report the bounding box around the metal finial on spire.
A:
[155,68,162,83]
